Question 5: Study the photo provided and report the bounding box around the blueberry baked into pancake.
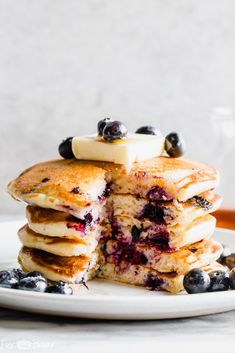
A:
[6,119,234,295]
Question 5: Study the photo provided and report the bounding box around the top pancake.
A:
[8,159,107,204]
[8,157,219,213]
[106,156,219,201]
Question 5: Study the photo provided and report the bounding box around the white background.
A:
[1,0,235,214]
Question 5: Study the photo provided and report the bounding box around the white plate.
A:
[0,219,235,320]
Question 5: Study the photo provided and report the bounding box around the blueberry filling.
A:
[147,186,173,202]
[106,206,114,221]
[84,213,93,225]
[145,235,171,251]
[66,216,86,233]
[71,187,81,194]
[109,242,148,267]
[131,226,141,242]
[145,274,164,291]
[188,196,212,211]
[41,177,50,183]
[104,182,113,197]
[98,182,113,201]
[66,222,85,233]
[62,205,74,211]
[111,219,128,242]
[112,219,172,251]
[140,204,165,222]
[135,223,171,251]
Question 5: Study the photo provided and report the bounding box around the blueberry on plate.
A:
[217,244,231,264]
[208,270,229,292]
[46,282,73,295]
[0,270,19,289]
[97,118,113,136]
[12,268,25,280]
[229,269,235,289]
[135,126,160,136]
[58,137,74,159]
[24,271,46,281]
[183,269,210,294]
[223,254,235,270]
[103,121,128,142]
[18,276,47,292]
[165,132,185,158]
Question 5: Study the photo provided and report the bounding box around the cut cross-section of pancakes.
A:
[8,156,222,293]
[110,191,221,226]
[100,238,222,274]
[98,262,225,294]
[106,156,219,201]
[108,214,217,250]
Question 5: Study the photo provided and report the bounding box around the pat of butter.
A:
[72,133,165,166]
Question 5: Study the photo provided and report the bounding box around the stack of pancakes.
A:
[8,157,223,293]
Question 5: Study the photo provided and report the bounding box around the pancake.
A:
[9,156,221,291]
[18,225,98,257]
[107,214,216,250]
[110,191,221,226]
[8,157,219,216]
[18,247,98,283]
[26,206,103,239]
[101,238,222,274]
[98,262,225,294]
[8,159,107,219]
[105,156,219,201]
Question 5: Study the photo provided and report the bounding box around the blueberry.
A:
[145,274,164,291]
[135,126,161,136]
[84,212,93,225]
[183,269,210,294]
[58,137,74,159]
[147,186,172,201]
[223,254,235,270]
[24,271,46,281]
[208,270,229,292]
[97,118,113,136]
[141,204,165,222]
[0,270,19,289]
[165,132,185,158]
[18,277,47,292]
[229,269,235,289]
[12,268,25,280]
[217,244,231,264]
[135,125,161,135]
[131,225,141,242]
[46,282,73,295]
[103,121,127,142]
